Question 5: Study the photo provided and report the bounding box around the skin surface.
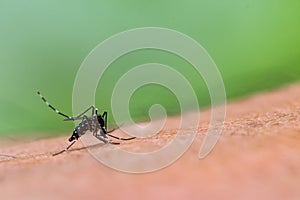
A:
[0,83,300,200]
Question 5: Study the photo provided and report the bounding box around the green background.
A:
[0,0,299,137]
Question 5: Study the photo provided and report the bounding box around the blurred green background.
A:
[0,0,299,137]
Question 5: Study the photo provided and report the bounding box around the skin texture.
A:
[0,83,300,200]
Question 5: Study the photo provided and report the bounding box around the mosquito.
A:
[37,91,135,156]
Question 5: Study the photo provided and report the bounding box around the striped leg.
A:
[37,91,96,121]
[64,106,96,121]
[37,91,71,119]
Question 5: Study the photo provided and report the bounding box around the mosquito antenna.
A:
[37,91,70,119]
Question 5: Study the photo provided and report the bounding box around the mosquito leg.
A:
[64,106,96,121]
[37,91,70,119]
[104,124,135,141]
[107,128,116,133]
[109,141,120,145]
[93,131,109,144]
[53,141,76,156]
[107,134,136,141]
[92,126,118,144]
[101,111,124,134]
[100,127,109,139]
[102,111,108,130]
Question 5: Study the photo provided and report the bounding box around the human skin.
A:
[0,83,300,200]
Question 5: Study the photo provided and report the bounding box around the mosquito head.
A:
[69,130,79,142]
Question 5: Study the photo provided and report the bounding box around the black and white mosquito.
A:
[37,91,135,156]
